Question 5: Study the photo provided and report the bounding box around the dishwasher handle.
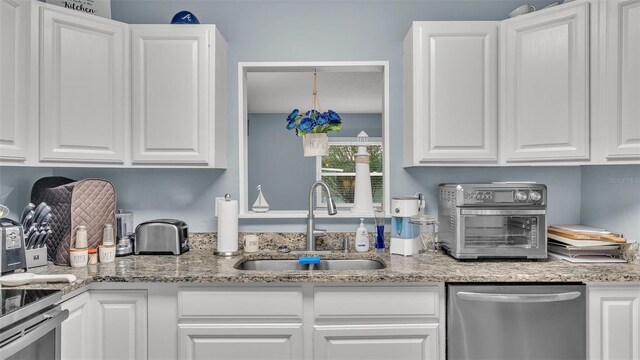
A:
[0,307,69,359]
[456,291,582,303]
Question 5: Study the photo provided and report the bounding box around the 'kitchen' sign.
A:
[47,0,111,19]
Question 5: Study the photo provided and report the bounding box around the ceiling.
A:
[247,71,383,114]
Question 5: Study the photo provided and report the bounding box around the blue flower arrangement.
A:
[286,70,343,136]
[286,109,342,136]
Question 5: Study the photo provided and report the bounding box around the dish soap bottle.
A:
[355,218,370,252]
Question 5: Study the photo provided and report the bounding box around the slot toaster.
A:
[134,219,189,255]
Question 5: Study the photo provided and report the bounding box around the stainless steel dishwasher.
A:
[448,284,586,360]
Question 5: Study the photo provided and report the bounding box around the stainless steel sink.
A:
[235,259,386,271]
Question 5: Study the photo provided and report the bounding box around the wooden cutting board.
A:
[548,226,626,243]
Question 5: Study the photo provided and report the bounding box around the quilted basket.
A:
[31,177,116,266]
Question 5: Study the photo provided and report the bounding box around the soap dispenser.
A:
[355,218,370,252]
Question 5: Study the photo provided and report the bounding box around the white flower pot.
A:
[302,133,328,157]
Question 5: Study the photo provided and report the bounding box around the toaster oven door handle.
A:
[460,209,546,215]
[456,291,581,303]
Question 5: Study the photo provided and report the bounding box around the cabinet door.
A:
[38,4,127,163]
[408,22,498,163]
[92,290,147,360]
[605,0,640,160]
[0,0,28,161]
[501,2,590,162]
[314,324,439,360]
[588,285,640,360]
[131,26,212,164]
[178,324,303,360]
[60,292,91,360]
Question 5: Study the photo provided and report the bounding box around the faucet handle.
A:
[313,229,327,237]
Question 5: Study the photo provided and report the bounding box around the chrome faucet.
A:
[306,181,337,251]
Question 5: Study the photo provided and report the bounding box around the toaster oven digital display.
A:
[493,191,514,203]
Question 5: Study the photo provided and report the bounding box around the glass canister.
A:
[410,215,439,255]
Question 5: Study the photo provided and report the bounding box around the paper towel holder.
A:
[214,250,242,257]
[214,194,243,257]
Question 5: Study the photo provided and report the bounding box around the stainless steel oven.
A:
[438,183,547,259]
[0,289,68,360]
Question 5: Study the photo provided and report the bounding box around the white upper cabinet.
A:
[131,25,227,166]
[604,0,640,160]
[500,2,590,162]
[37,2,128,163]
[0,0,29,161]
[403,22,498,166]
[0,4,228,167]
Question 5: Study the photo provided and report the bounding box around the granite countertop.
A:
[12,249,640,295]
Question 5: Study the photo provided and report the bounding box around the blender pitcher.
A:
[410,215,439,256]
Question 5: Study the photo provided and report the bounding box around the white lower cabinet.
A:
[91,290,148,360]
[60,292,91,360]
[60,289,148,360]
[588,284,640,360]
[176,287,304,360]
[61,284,444,360]
[178,324,303,360]
[175,285,444,360]
[313,286,444,360]
[314,324,439,360]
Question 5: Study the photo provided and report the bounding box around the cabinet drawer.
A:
[314,323,439,360]
[179,324,303,360]
[314,286,440,320]
[178,288,303,319]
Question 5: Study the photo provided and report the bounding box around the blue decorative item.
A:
[171,11,199,24]
[285,70,342,136]
[298,256,321,265]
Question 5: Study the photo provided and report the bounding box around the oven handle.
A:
[460,209,546,215]
[456,291,582,303]
[0,308,69,359]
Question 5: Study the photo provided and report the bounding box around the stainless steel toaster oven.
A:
[438,183,547,259]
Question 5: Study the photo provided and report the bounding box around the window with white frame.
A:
[315,137,383,208]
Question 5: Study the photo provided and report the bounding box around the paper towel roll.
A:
[217,198,238,252]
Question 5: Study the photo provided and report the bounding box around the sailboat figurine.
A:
[252,185,270,213]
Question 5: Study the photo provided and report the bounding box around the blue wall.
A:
[2,0,637,236]
[248,113,315,211]
[0,167,53,217]
[581,165,640,241]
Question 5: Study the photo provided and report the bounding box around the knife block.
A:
[26,247,48,269]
